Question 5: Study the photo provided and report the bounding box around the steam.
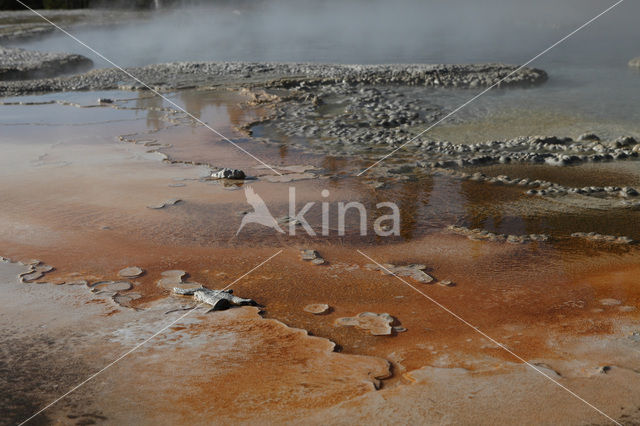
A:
[10,0,639,68]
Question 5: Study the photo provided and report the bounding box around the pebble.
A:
[301,249,326,265]
[304,304,331,314]
[301,249,320,260]
[447,225,549,245]
[147,198,182,209]
[118,266,144,278]
[366,263,434,283]
[172,287,257,311]
[443,166,640,202]
[577,133,600,142]
[407,136,640,197]
[210,168,246,180]
[571,232,634,245]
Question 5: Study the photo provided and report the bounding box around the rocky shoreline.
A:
[241,81,640,203]
[0,46,93,81]
[0,60,547,96]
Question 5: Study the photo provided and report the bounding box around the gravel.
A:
[0,46,93,81]
[0,61,547,97]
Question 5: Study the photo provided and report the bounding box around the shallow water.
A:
[3,84,640,424]
[3,8,640,426]
[2,89,639,247]
[472,162,640,188]
[8,0,640,138]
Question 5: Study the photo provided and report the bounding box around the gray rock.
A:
[301,249,326,265]
[620,187,639,197]
[0,61,547,98]
[147,198,182,209]
[506,235,523,244]
[367,263,434,283]
[571,232,634,245]
[447,225,548,245]
[577,132,600,142]
[173,287,258,311]
[0,46,93,81]
[210,168,246,180]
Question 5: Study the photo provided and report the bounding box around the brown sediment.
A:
[92,307,391,424]
[0,259,391,425]
[2,117,638,356]
[7,230,639,373]
[4,88,640,423]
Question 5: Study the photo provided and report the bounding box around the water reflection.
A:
[134,93,164,130]
[3,88,638,254]
[10,0,640,132]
